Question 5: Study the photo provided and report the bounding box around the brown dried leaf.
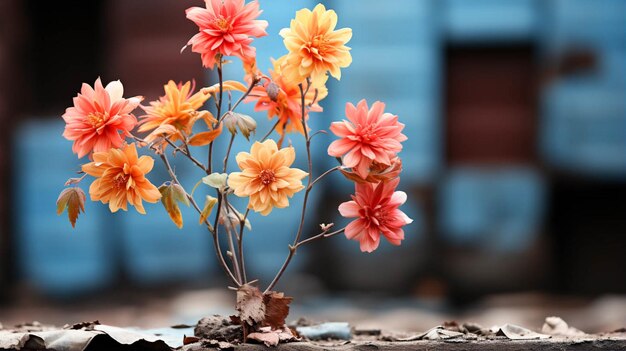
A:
[247,327,298,347]
[188,124,223,146]
[263,291,293,330]
[198,195,218,224]
[236,284,265,326]
[159,183,184,229]
[56,188,86,228]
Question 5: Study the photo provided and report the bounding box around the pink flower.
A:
[327,100,407,179]
[186,0,268,69]
[339,178,412,253]
[62,78,141,158]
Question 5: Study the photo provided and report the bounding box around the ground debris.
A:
[195,315,243,343]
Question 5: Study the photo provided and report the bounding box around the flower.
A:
[339,178,412,252]
[186,0,268,69]
[246,57,327,135]
[62,78,141,158]
[82,143,161,214]
[279,3,352,84]
[328,100,407,179]
[138,80,212,143]
[341,157,402,184]
[223,111,257,140]
[228,140,307,215]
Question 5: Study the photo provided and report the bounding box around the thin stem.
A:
[163,138,207,172]
[295,227,345,249]
[308,166,341,190]
[223,133,236,173]
[260,120,280,142]
[265,83,313,293]
[238,208,250,283]
[158,152,240,287]
[208,59,224,174]
[225,225,242,283]
[230,78,259,113]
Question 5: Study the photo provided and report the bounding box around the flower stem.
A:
[264,83,314,293]
[208,59,224,174]
[158,151,240,287]
[308,166,341,190]
[260,120,280,142]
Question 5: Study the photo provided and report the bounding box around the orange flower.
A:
[82,143,161,214]
[62,78,141,158]
[246,57,327,135]
[228,140,307,215]
[280,3,352,84]
[139,80,213,144]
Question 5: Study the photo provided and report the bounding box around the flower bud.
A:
[266,81,280,102]
[223,111,257,140]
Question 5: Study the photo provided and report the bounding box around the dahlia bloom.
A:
[280,3,352,84]
[328,100,407,179]
[139,80,212,143]
[339,178,412,253]
[341,157,402,184]
[186,0,268,69]
[228,140,307,215]
[246,57,328,135]
[82,143,161,214]
[62,78,141,158]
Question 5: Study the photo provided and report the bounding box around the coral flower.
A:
[228,140,307,215]
[139,80,212,143]
[186,0,268,69]
[62,78,141,158]
[341,157,402,184]
[280,3,352,84]
[246,57,328,135]
[339,178,412,253]
[328,100,407,179]
[82,143,161,214]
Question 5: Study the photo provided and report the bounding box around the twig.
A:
[265,83,314,293]
[308,166,341,190]
[295,227,345,249]
[158,151,240,287]
[238,208,250,283]
[163,137,207,172]
[260,120,280,142]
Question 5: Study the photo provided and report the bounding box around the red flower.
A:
[186,0,268,69]
[328,100,407,179]
[339,178,412,252]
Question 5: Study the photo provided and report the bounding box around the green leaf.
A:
[202,172,228,189]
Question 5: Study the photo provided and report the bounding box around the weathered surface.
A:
[184,336,626,350]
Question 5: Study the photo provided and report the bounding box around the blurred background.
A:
[1,0,625,333]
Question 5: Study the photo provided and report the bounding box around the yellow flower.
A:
[279,3,352,84]
[82,143,161,214]
[228,140,308,215]
[139,80,213,143]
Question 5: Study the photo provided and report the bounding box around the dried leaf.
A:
[236,284,265,326]
[171,183,190,207]
[199,195,218,224]
[202,173,228,189]
[263,292,293,330]
[188,124,223,146]
[56,188,86,228]
[159,183,187,229]
[247,327,297,347]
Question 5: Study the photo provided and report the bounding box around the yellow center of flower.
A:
[214,17,231,31]
[87,112,107,131]
[259,169,276,185]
